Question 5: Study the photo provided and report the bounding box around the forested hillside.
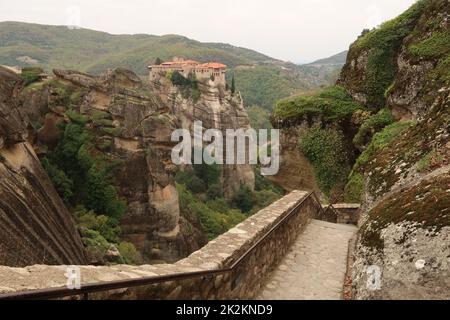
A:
[0,21,342,114]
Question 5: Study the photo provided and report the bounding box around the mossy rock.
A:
[360,173,450,251]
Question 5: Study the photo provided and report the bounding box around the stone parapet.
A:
[0,190,320,300]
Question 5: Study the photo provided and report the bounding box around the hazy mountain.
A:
[0,21,342,110]
[307,50,348,66]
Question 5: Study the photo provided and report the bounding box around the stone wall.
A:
[333,204,360,225]
[318,204,360,225]
[0,190,319,299]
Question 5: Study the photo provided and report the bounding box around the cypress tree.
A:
[231,74,236,95]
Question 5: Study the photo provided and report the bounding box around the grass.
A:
[344,172,364,203]
[416,149,443,173]
[353,121,414,171]
[353,108,393,148]
[409,32,450,59]
[345,120,415,201]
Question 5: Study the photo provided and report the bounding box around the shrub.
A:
[118,242,142,265]
[41,157,74,204]
[84,165,126,219]
[170,71,202,101]
[252,189,281,213]
[206,198,230,214]
[175,169,207,194]
[177,184,246,240]
[21,67,43,85]
[207,183,223,200]
[74,207,121,243]
[353,108,393,148]
[193,163,222,186]
[300,127,350,195]
[365,48,396,108]
[254,166,283,194]
[344,172,364,203]
[171,70,190,86]
[274,86,362,122]
[409,32,450,59]
[353,0,428,108]
[46,114,126,220]
[353,121,414,172]
[80,229,111,260]
[232,185,255,213]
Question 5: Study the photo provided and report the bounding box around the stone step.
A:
[257,218,357,300]
[310,219,358,232]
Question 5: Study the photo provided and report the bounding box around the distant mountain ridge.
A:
[0,21,277,73]
[307,51,348,66]
[0,21,343,111]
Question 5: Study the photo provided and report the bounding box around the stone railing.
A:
[0,190,321,300]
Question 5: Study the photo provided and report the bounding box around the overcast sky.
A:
[0,0,417,63]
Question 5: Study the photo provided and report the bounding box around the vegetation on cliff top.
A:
[0,21,341,115]
[350,0,429,109]
[274,85,362,122]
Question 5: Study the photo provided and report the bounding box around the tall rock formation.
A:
[337,0,450,299]
[17,67,254,264]
[150,73,255,200]
[0,66,87,267]
[272,0,449,299]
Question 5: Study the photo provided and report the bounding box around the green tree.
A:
[83,165,126,219]
[42,157,74,203]
[154,57,162,65]
[231,74,236,95]
[233,185,255,213]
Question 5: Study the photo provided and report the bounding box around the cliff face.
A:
[337,0,450,299]
[270,0,449,299]
[0,66,86,267]
[18,67,254,264]
[339,0,449,120]
[150,74,255,200]
[266,123,320,194]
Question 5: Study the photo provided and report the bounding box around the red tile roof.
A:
[154,59,226,69]
[197,62,227,69]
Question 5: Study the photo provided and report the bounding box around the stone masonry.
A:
[0,191,322,299]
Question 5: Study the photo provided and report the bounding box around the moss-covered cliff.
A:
[272,0,449,299]
[340,0,449,299]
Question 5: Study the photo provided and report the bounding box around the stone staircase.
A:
[258,219,357,300]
